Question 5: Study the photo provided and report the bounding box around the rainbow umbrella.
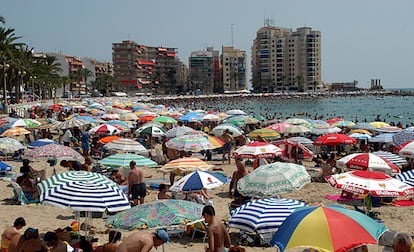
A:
[270,205,388,252]
[106,199,204,230]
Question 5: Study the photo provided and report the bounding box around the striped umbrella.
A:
[104,138,148,155]
[270,205,388,252]
[169,171,228,192]
[237,162,311,198]
[396,170,414,187]
[98,153,157,168]
[42,181,130,212]
[160,157,213,173]
[1,127,31,137]
[23,144,84,162]
[166,134,215,152]
[211,123,244,137]
[56,118,89,130]
[247,128,280,139]
[234,142,282,159]
[38,171,117,201]
[89,124,123,135]
[372,151,407,167]
[369,133,394,143]
[229,198,306,234]
[0,137,25,153]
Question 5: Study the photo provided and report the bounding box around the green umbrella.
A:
[98,153,157,168]
[153,116,178,124]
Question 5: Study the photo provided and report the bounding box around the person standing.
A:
[116,230,169,252]
[221,129,234,164]
[81,127,90,157]
[229,158,249,201]
[202,205,231,252]
[62,129,72,147]
[1,217,26,252]
[127,161,146,205]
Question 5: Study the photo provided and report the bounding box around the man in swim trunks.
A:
[1,217,26,252]
[202,205,231,252]
[221,129,234,165]
[127,161,146,205]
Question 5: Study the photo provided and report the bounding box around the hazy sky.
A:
[2,0,414,89]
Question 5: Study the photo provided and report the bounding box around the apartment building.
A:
[221,46,248,92]
[188,50,214,94]
[251,25,321,93]
[112,40,182,95]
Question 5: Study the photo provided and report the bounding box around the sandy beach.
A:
[1,156,413,252]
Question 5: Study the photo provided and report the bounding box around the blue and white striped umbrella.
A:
[396,170,414,187]
[41,181,130,212]
[229,198,306,234]
[169,171,228,192]
[372,151,408,167]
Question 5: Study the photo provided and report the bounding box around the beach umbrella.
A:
[376,126,402,133]
[282,125,311,135]
[169,171,228,192]
[247,128,280,139]
[229,198,306,234]
[398,141,414,159]
[135,125,166,137]
[0,161,12,172]
[234,142,282,159]
[37,171,117,201]
[396,170,414,187]
[336,153,400,175]
[326,170,414,197]
[225,109,247,115]
[310,126,342,135]
[371,151,407,168]
[106,200,204,230]
[106,120,130,129]
[392,131,414,146]
[326,117,343,124]
[284,118,309,125]
[313,133,357,146]
[166,133,216,152]
[10,118,41,128]
[349,129,372,135]
[286,137,313,145]
[55,118,89,130]
[348,133,372,140]
[153,115,177,124]
[98,135,121,144]
[23,144,85,162]
[104,138,149,155]
[27,139,59,148]
[119,112,138,121]
[211,123,244,137]
[98,153,157,168]
[370,121,390,129]
[270,205,388,252]
[0,137,25,153]
[237,162,311,198]
[369,133,394,143]
[1,127,31,137]
[207,135,224,149]
[159,157,213,173]
[331,120,356,128]
[266,123,293,133]
[350,123,376,131]
[89,103,105,110]
[42,181,130,212]
[180,112,203,122]
[89,124,123,135]
[165,126,194,138]
[101,113,120,121]
[202,114,221,122]
[74,115,98,124]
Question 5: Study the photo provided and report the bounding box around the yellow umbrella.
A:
[159,157,213,173]
[1,127,31,137]
[248,128,280,139]
[349,129,373,135]
[370,121,390,129]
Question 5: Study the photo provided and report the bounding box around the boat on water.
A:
[376,96,384,100]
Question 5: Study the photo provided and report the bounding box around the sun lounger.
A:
[10,182,40,205]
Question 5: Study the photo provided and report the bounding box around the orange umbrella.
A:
[1,127,31,137]
[138,115,156,123]
[98,135,121,144]
[207,135,224,148]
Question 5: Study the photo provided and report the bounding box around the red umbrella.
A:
[336,153,400,175]
[138,115,156,123]
[396,140,414,151]
[326,117,343,124]
[313,133,357,146]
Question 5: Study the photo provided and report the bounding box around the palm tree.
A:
[77,68,93,94]
[295,75,305,92]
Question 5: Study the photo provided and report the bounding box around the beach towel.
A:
[392,200,414,207]
[325,194,357,202]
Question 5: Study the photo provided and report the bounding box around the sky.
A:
[2,0,414,89]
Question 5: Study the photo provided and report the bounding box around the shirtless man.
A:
[43,231,69,252]
[229,158,249,200]
[116,229,169,252]
[1,217,25,252]
[127,161,146,205]
[221,129,234,164]
[202,205,231,252]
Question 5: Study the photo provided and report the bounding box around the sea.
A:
[167,94,414,127]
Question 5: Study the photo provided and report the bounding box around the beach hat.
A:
[156,229,170,243]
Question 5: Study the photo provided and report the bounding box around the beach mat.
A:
[392,200,414,207]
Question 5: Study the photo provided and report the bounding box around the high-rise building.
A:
[221,46,248,92]
[189,50,214,94]
[112,40,183,95]
[207,47,222,93]
[251,25,321,93]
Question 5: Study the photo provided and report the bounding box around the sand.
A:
[1,157,413,252]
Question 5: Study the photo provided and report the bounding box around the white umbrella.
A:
[225,109,247,115]
[211,123,244,137]
[165,126,194,138]
[336,153,400,175]
[104,138,149,155]
[398,141,414,159]
[282,125,310,134]
[310,126,342,135]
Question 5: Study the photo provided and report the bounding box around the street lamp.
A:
[1,61,10,110]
